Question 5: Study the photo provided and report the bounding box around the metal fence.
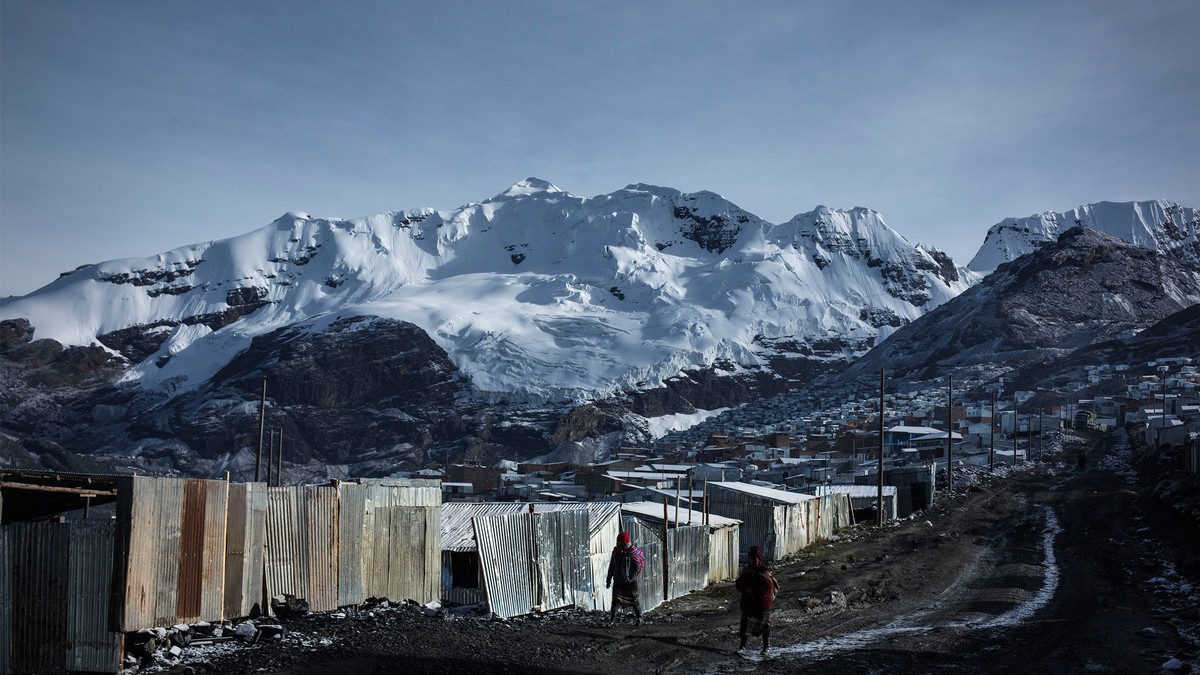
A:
[0,520,122,675]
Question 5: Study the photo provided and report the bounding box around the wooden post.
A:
[274,431,284,487]
[255,377,267,482]
[947,374,954,493]
[662,497,669,602]
[989,391,996,472]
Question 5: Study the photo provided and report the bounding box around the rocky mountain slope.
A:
[846,226,1200,389]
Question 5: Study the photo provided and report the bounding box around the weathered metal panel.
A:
[177,479,206,622]
[666,525,709,600]
[474,512,536,618]
[265,486,307,609]
[619,518,663,611]
[223,482,268,619]
[0,526,10,675]
[423,504,441,604]
[337,483,366,608]
[707,525,740,583]
[361,486,381,599]
[66,519,121,673]
[304,486,339,612]
[10,522,68,674]
[119,476,185,630]
[533,509,589,612]
[201,480,229,621]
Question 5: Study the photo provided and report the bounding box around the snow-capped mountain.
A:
[3,179,972,405]
[967,200,1200,275]
[1,179,975,478]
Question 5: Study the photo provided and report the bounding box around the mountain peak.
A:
[498,178,563,198]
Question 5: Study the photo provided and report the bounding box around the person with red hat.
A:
[735,544,779,656]
[605,531,645,625]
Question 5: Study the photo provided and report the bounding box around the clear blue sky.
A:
[2,0,1197,296]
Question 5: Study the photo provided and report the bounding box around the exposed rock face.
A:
[846,227,1200,386]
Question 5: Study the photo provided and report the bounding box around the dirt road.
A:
[183,430,1199,675]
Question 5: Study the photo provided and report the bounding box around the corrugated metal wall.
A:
[707,485,848,560]
[666,525,709,599]
[0,526,9,675]
[475,512,536,618]
[620,518,664,612]
[707,526,740,583]
[117,475,186,630]
[0,520,122,675]
[175,479,229,623]
[263,481,440,614]
[337,484,366,608]
[66,520,122,673]
[223,482,267,620]
[473,510,590,619]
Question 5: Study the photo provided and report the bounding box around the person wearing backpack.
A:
[605,531,645,625]
[735,544,780,656]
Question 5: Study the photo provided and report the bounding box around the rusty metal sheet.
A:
[66,519,121,673]
[201,480,230,620]
[224,482,268,619]
[177,479,205,621]
[118,476,185,631]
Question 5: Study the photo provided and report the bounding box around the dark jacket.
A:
[735,560,779,610]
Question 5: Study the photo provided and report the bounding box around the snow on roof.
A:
[709,481,816,503]
[913,431,963,442]
[887,425,943,435]
[620,500,741,528]
[805,484,897,499]
[605,470,683,481]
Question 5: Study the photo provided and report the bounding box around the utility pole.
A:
[989,391,996,472]
[877,368,885,527]
[266,430,276,486]
[274,430,284,487]
[946,374,954,493]
[255,376,267,482]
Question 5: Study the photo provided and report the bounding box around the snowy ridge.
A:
[968,200,1200,274]
[2,179,975,404]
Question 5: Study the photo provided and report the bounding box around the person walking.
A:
[605,531,645,625]
[735,545,779,656]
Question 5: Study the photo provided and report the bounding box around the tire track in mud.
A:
[754,501,1063,669]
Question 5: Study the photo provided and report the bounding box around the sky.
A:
[2,0,1198,297]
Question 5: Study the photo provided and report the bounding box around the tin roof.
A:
[620,501,741,528]
[441,501,622,552]
[709,481,817,504]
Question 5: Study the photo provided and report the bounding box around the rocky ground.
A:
[134,428,1199,674]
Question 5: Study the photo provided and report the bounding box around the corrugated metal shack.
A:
[1,471,442,675]
[619,500,742,586]
[706,482,853,560]
[439,502,621,618]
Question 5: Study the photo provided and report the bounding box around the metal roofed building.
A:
[439,501,622,617]
[706,481,853,560]
[620,501,742,585]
